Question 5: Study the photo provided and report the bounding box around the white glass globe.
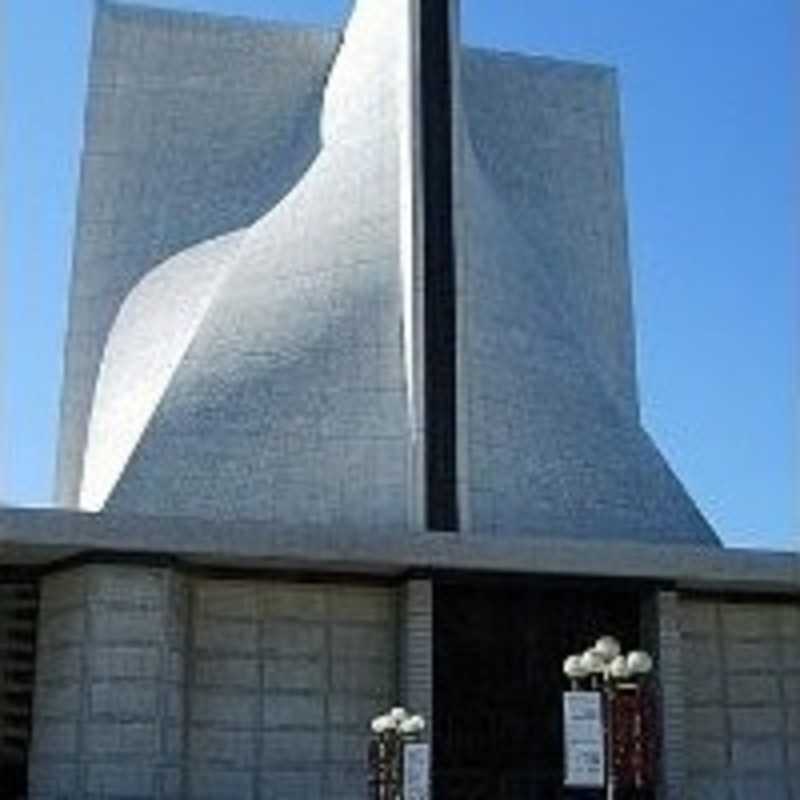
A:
[627,651,653,675]
[390,706,408,723]
[609,654,630,680]
[580,648,606,674]
[563,654,588,679]
[400,714,426,735]
[595,636,621,662]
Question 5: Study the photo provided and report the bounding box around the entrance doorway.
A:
[433,576,644,799]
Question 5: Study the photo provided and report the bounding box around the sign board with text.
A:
[403,743,430,800]
[563,690,605,788]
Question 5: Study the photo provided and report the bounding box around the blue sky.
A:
[2,0,797,550]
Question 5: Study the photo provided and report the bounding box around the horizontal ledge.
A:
[0,507,797,596]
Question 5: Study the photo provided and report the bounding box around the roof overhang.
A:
[0,507,797,596]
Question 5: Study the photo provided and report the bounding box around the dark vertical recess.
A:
[421,0,459,531]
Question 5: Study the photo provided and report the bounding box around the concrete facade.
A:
[9,0,794,797]
[678,597,799,800]
[29,564,400,800]
[55,0,716,545]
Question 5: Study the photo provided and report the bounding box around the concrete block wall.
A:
[399,579,433,726]
[28,564,187,799]
[187,579,397,800]
[29,564,400,799]
[642,590,686,800]
[678,596,799,800]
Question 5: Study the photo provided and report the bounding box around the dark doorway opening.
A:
[433,576,645,800]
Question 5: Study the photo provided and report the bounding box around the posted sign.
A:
[563,691,605,788]
[403,743,430,800]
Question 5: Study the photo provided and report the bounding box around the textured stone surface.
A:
[29,564,188,800]
[56,1,341,507]
[678,597,800,800]
[55,0,716,545]
[29,565,398,799]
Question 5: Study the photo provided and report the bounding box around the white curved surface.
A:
[80,230,245,511]
[73,0,716,544]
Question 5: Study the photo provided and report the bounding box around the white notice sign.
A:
[563,691,605,788]
[403,743,430,800]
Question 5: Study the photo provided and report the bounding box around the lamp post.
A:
[563,637,653,800]
[368,706,426,800]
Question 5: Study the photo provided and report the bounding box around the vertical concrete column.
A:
[29,563,188,800]
[642,589,686,800]
[399,579,433,732]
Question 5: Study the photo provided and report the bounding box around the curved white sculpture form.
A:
[64,0,717,544]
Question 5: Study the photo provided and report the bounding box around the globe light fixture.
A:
[368,705,427,799]
[609,654,630,680]
[563,635,655,800]
[595,635,622,661]
[580,648,606,675]
[627,650,653,676]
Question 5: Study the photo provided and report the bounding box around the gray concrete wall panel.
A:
[29,565,398,800]
[678,597,800,800]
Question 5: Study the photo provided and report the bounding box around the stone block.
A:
[194,580,259,620]
[729,707,783,736]
[260,771,324,800]
[90,607,165,644]
[87,764,156,796]
[86,721,159,756]
[194,619,258,655]
[777,605,800,639]
[328,588,395,623]
[265,585,327,620]
[191,688,259,727]
[40,570,87,610]
[329,693,386,728]
[264,657,326,691]
[787,706,800,735]
[329,731,368,763]
[190,726,257,767]
[730,777,790,800]
[159,768,183,800]
[265,620,325,657]
[90,681,158,719]
[685,737,727,771]
[87,565,166,607]
[35,644,83,683]
[166,685,184,722]
[783,675,800,703]
[331,657,393,694]
[685,776,729,800]
[327,767,367,799]
[730,737,784,769]
[780,638,800,669]
[262,730,325,764]
[727,674,780,706]
[194,656,260,689]
[788,738,800,765]
[264,692,325,728]
[28,763,80,798]
[685,706,725,740]
[189,769,254,800]
[721,605,777,639]
[332,623,394,659]
[89,645,161,680]
[39,607,86,646]
[33,683,81,719]
[725,639,780,672]
[680,602,717,635]
[30,720,79,756]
